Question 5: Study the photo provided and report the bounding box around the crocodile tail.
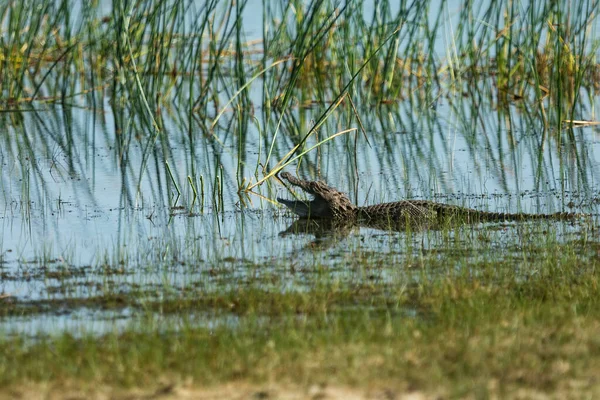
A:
[476,211,582,222]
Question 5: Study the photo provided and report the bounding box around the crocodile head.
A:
[277,172,358,219]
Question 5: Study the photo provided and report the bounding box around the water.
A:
[2,0,600,336]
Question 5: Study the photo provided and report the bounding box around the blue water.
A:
[1,0,600,336]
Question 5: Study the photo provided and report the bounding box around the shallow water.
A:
[2,0,600,336]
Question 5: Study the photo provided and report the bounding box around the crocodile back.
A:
[358,201,439,222]
[359,200,582,224]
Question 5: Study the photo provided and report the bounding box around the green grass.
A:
[2,0,599,207]
[2,224,600,397]
[2,0,600,397]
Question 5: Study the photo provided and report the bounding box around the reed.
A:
[1,1,600,397]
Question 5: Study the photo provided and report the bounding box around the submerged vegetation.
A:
[2,0,600,397]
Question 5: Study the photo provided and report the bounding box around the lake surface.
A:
[1,0,600,336]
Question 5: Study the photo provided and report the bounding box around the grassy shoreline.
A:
[2,236,599,397]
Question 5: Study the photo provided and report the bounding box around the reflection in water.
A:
[0,307,241,340]
[1,0,600,336]
[279,219,355,251]
[5,101,595,265]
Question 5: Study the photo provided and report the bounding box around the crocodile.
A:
[277,172,581,228]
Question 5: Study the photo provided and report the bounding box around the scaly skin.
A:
[277,172,581,224]
[277,172,358,219]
